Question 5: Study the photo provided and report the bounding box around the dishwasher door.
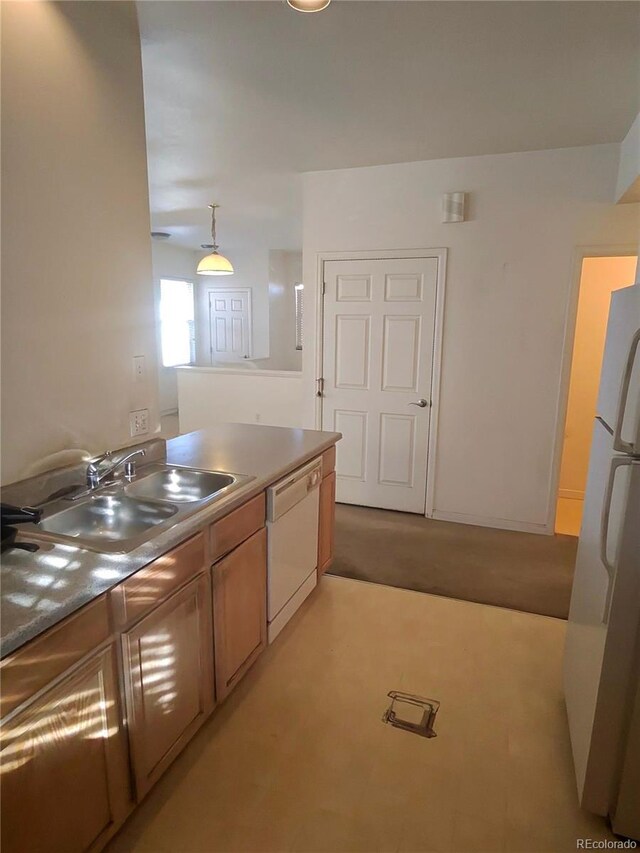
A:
[267,458,322,626]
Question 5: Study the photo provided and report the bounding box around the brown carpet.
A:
[328,504,578,619]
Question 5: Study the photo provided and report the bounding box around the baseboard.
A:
[429,509,551,536]
[558,489,584,501]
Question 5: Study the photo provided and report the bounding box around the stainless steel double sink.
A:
[27,465,252,554]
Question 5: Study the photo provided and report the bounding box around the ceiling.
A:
[138,1,640,250]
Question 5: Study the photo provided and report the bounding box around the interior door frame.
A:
[315,248,448,518]
[207,287,253,364]
[548,243,638,534]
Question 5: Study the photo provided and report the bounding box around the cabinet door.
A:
[318,471,336,574]
[213,528,267,701]
[122,573,214,800]
[1,645,130,853]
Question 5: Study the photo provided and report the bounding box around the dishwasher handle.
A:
[267,458,322,522]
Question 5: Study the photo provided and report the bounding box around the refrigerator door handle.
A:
[600,457,640,623]
[613,328,640,455]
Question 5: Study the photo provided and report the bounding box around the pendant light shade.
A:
[287,0,331,10]
[197,204,234,276]
[197,250,234,276]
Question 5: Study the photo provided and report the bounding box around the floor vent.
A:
[382,691,440,738]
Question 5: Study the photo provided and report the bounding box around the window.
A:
[159,278,195,367]
[295,283,304,351]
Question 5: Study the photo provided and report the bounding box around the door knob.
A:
[408,399,429,408]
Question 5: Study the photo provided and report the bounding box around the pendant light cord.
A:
[209,203,219,251]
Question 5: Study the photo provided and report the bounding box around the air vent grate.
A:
[382,691,440,739]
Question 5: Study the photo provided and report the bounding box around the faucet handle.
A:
[86,466,100,489]
[86,451,109,488]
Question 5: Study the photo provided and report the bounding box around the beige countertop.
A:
[0,424,340,659]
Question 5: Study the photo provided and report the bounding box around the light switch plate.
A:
[129,409,149,437]
[133,355,146,382]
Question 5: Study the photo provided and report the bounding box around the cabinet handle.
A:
[613,329,640,455]
[600,457,640,623]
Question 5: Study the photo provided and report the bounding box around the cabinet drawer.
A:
[111,533,205,629]
[0,596,110,720]
[210,493,265,562]
[321,445,336,478]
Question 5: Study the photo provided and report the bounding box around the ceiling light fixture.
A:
[197,204,234,276]
[287,0,331,12]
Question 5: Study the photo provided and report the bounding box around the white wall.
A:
[616,113,640,203]
[302,144,640,532]
[192,247,303,372]
[177,367,306,433]
[1,2,159,484]
[197,246,271,363]
[151,241,200,413]
[262,250,302,372]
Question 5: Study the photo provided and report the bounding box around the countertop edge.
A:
[1,429,340,660]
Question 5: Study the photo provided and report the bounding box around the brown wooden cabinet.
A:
[210,493,265,562]
[0,644,130,853]
[318,470,336,575]
[122,573,214,800]
[0,453,338,849]
[212,527,267,701]
[110,533,205,630]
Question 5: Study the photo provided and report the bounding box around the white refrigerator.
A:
[564,280,640,840]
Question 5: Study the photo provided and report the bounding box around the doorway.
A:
[555,254,638,536]
[320,252,445,515]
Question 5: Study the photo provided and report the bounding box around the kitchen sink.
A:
[23,464,253,554]
[37,494,178,547]
[125,468,237,503]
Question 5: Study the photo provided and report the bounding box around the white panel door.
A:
[322,258,438,513]
[208,289,251,363]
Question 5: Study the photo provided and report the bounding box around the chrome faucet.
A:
[85,449,146,490]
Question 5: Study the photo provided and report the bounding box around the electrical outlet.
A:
[255,413,261,422]
[133,355,146,382]
[129,409,149,437]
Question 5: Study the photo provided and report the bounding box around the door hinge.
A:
[322,281,326,296]
[316,377,325,398]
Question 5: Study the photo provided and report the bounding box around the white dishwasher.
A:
[266,457,322,643]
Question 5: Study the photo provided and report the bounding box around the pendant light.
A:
[197,204,234,276]
[287,0,331,11]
